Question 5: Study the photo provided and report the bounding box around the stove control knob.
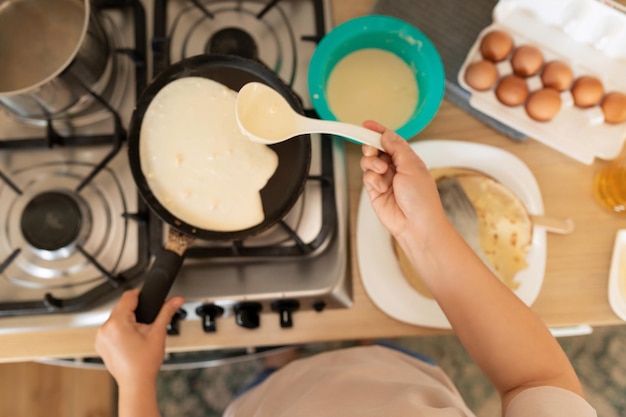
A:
[312,300,326,312]
[196,304,224,333]
[271,299,300,328]
[233,302,262,329]
[167,308,187,336]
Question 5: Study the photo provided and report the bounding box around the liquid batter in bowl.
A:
[325,48,418,130]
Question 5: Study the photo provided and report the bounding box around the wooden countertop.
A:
[1,0,625,363]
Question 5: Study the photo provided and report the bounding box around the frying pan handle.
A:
[135,248,184,324]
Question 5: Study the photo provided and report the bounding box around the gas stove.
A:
[0,0,351,335]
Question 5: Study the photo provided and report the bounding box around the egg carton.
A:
[458,0,626,164]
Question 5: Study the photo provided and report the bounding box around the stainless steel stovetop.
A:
[0,0,351,334]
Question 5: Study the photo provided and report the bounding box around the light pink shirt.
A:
[224,345,597,417]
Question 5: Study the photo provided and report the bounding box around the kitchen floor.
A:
[0,324,624,417]
[0,362,113,417]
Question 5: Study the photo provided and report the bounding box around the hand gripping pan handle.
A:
[135,229,193,324]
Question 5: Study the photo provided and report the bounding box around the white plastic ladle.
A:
[235,82,383,151]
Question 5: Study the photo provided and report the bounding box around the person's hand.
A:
[95,289,184,389]
[360,120,446,242]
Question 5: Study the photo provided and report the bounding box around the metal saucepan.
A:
[128,54,312,324]
[0,0,110,118]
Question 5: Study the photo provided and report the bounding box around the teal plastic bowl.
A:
[308,15,445,139]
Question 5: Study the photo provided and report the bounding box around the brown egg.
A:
[511,45,544,77]
[464,60,499,91]
[480,30,514,62]
[601,92,626,124]
[525,88,562,122]
[540,61,574,91]
[495,75,529,107]
[571,76,604,108]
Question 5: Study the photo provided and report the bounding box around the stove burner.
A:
[169,3,298,86]
[20,192,84,252]
[0,162,132,288]
[206,27,258,59]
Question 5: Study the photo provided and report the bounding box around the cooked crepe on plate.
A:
[393,167,533,293]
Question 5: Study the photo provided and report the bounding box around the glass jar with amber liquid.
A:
[594,157,626,213]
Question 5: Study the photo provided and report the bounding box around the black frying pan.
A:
[128,54,311,323]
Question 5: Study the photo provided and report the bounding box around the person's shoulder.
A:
[505,386,597,417]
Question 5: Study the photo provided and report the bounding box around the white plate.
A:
[608,230,626,322]
[357,140,547,328]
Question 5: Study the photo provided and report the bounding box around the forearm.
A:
[118,380,162,417]
[398,220,583,408]
[94,290,184,417]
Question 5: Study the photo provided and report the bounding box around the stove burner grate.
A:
[206,27,258,58]
[0,163,129,289]
[21,191,87,253]
[0,0,150,318]
[166,0,298,86]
